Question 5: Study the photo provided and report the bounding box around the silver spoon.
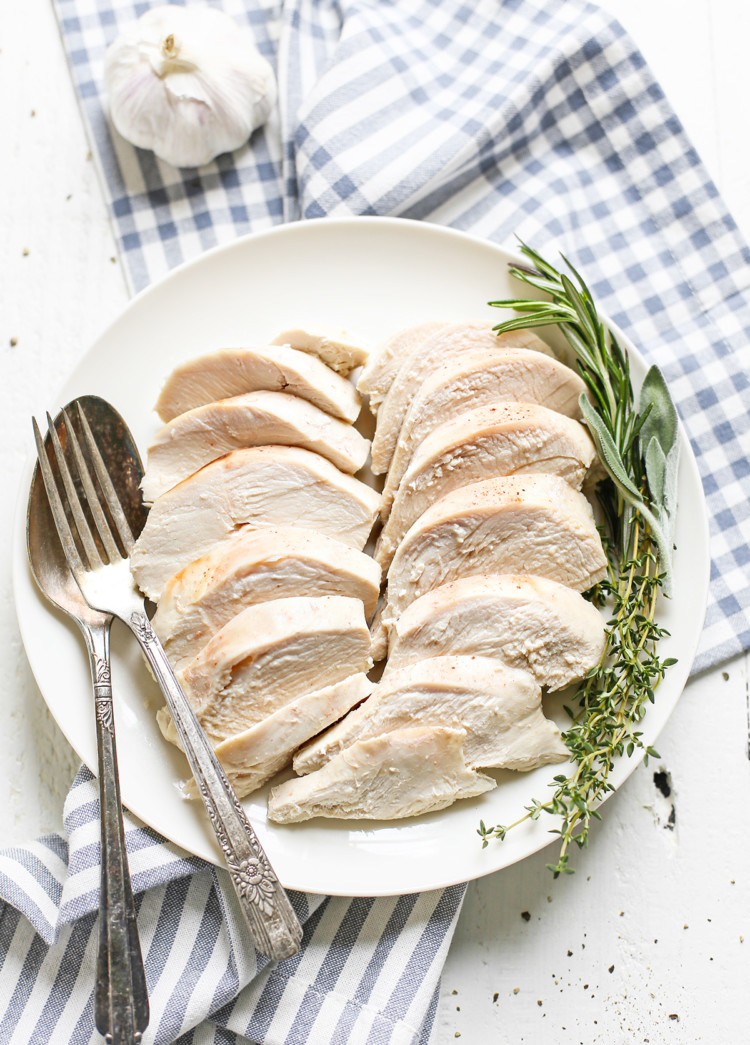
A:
[33,396,303,960]
[27,396,149,1044]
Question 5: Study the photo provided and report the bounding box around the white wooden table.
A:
[2,1,748,1041]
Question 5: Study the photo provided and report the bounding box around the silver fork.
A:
[27,401,148,1045]
[32,403,303,961]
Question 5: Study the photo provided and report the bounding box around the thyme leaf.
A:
[478,242,680,876]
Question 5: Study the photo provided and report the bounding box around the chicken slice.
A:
[141,391,370,501]
[293,655,567,776]
[268,727,495,823]
[381,475,607,627]
[152,527,381,671]
[375,402,597,571]
[356,321,448,413]
[131,446,381,601]
[159,595,372,747]
[271,326,369,375]
[369,598,389,663]
[370,322,555,475]
[178,674,373,799]
[154,345,361,424]
[385,575,606,691]
[379,349,587,518]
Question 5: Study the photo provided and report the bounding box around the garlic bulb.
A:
[104,5,276,168]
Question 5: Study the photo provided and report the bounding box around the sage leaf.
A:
[643,414,680,549]
[637,368,680,558]
[645,436,667,508]
[486,242,680,875]
[639,365,678,457]
[662,441,680,545]
[660,436,681,551]
[579,394,643,503]
[635,500,674,595]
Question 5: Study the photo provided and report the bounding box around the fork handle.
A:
[126,611,303,961]
[84,623,149,1044]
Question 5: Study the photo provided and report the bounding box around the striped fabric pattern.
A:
[4,0,750,1040]
[0,769,462,1043]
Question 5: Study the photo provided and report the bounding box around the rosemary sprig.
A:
[477,242,679,876]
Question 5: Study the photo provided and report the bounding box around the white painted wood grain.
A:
[437,2,750,1041]
[1,1,748,1042]
[1,0,128,839]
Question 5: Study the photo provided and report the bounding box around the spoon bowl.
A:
[27,395,150,1044]
[27,395,149,616]
[31,395,303,960]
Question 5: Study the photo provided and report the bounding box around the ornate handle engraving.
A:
[228,856,277,917]
[95,656,112,685]
[84,622,149,1043]
[94,655,115,735]
[127,610,302,960]
[95,696,115,735]
[130,610,157,646]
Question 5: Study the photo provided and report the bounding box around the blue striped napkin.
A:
[0,770,460,1043]
[4,0,750,1041]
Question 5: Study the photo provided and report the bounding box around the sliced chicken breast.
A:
[268,727,495,823]
[356,321,448,413]
[178,674,372,799]
[141,391,370,501]
[271,326,369,375]
[152,527,381,671]
[370,322,555,475]
[154,345,361,423]
[379,349,587,517]
[385,574,606,691]
[161,595,372,746]
[375,403,597,571]
[293,655,567,776]
[381,475,607,627]
[131,446,381,601]
[369,598,389,663]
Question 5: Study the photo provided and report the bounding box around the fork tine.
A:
[32,417,86,579]
[46,412,102,570]
[62,409,122,563]
[77,403,136,556]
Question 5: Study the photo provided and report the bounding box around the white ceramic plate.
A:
[13,217,709,896]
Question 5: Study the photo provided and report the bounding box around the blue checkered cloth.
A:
[3,0,750,1041]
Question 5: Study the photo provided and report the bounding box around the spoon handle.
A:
[84,622,149,1044]
[126,610,303,961]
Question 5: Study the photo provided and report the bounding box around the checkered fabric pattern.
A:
[57,0,748,670]
[2,0,749,1042]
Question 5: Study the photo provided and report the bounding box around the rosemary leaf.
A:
[478,242,679,875]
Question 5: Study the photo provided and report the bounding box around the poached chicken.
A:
[142,391,370,501]
[380,474,608,630]
[268,727,495,823]
[375,402,596,571]
[293,655,567,776]
[131,445,380,600]
[152,527,381,670]
[385,574,606,692]
[154,344,361,423]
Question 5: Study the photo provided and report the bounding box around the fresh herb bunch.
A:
[477,242,680,876]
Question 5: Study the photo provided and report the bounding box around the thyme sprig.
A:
[477,242,679,876]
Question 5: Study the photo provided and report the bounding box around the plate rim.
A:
[12,215,711,894]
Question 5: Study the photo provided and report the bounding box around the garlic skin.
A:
[104,5,276,168]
